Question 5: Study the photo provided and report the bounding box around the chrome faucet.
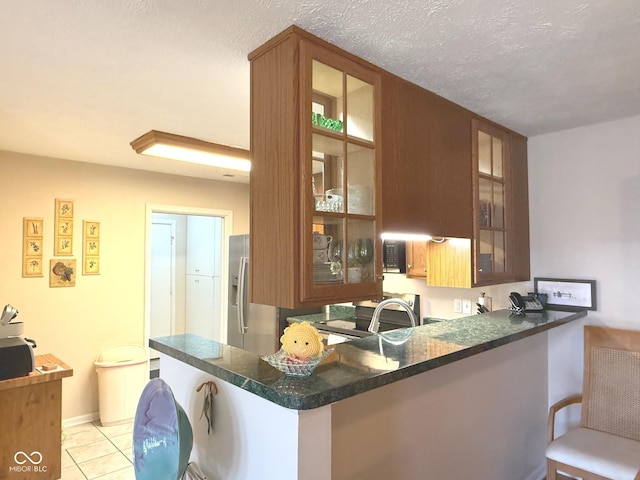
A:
[367,298,418,334]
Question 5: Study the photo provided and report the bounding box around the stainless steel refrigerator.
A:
[228,234,322,355]
[227,234,270,354]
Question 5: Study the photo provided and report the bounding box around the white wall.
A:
[0,151,250,421]
[383,273,531,320]
[528,114,640,431]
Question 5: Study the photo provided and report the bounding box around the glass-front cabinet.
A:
[472,119,512,285]
[249,27,382,307]
[304,45,381,301]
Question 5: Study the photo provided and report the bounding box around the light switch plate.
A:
[462,299,472,314]
[454,299,462,313]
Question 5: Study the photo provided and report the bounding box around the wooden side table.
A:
[0,354,73,479]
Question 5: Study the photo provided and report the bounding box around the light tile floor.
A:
[61,421,135,480]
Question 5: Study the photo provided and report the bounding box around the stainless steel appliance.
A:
[227,234,321,355]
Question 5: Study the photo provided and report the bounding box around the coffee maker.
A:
[0,304,36,380]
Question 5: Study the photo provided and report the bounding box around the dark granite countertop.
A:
[150,309,587,411]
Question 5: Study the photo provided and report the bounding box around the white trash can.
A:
[95,345,148,426]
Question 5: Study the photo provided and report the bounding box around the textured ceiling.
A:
[1,0,639,182]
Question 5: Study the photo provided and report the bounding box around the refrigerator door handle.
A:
[237,256,249,334]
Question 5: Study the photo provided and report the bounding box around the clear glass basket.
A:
[261,349,334,377]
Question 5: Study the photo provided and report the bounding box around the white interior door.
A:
[145,205,232,358]
[185,275,221,340]
[150,221,176,356]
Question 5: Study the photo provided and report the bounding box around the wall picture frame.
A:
[24,257,44,276]
[534,277,597,311]
[54,199,74,256]
[56,199,74,218]
[50,259,76,287]
[25,218,44,237]
[84,256,100,275]
[24,237,43,256]
[84,221,100,238]
[22,217,44,277]
[83,220,101,275]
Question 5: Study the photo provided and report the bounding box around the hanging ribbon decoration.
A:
[196,381,217,434]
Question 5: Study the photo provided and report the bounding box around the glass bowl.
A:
[262,349,334,377]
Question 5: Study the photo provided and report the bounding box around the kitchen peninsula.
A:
[151,309,586,480]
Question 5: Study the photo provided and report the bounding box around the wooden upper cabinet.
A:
[406,241,428,278]
[426,239,472,288]
[472,119,530,286]
[248,26,382,307]
[381,74,473,238]
[508,132,531,282]
[248,26,530,301]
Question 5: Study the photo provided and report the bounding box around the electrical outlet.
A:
[453,298,462,313]
[462,299,472,314]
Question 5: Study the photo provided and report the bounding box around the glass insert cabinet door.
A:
[473,119,511,283]
[302,41,381,300]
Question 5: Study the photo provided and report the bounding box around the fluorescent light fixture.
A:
[130,130,251,172]
[381,232,433,241]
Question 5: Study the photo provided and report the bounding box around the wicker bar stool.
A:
[546,326,640,480]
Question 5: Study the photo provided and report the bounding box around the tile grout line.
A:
[63,421,134,479]
[95,421,134,466]
[62,425,93,480]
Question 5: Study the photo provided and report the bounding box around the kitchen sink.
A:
[314,319,373,344]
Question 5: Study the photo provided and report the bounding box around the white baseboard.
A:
[62,412,99,429]
[524,463,546,480]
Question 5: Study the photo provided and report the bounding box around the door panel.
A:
[150,222,175,353]
[186,275,216,340]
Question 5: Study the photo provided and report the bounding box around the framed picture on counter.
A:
[534,277,597,311]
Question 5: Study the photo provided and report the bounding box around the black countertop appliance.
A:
[0,304,36,380]
[0,337,35,380]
